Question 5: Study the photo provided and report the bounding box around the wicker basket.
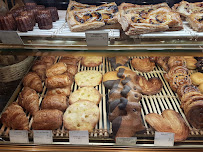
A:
[0,56,34,82]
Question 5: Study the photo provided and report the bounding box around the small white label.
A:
[0,31,23,44]
[154,131,174,146]
[85,32,108,46]
[116,137,137,145]
[9,130,29,143]
[33,130,53,144]
[69,131,89,144]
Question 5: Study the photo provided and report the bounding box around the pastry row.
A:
[66,0,203,34]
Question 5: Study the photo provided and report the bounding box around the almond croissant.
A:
[18,87,39,115]
[0,103,29,130]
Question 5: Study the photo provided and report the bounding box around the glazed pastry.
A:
[16,15,34,32]
[135,76,163,95]
[46,62,67,77]
[0,103,29,130]
[190,72,203,86]
[81,56,102,67]
[32,60,47,81]
[67,0,95,13]
[41,95,68,112]
[108,56,129,69]
[25,3,37,10]
[32,109,63,130]
[164,66,188,82]
[63,100,100,132]
[169,73,192,92]
[45,74,72,89]
[18,87,39,115]
[23,72,43,93]
[75,71,102,87]
[69,87,101,105]
[103,71,120,89]
[46,86,71,97]
[67,2,119,32]
[20,11,36,27]
[145,109,189,142]
[167,56,186,69]
[177,84,199,99]
[182,95,203,111]
[131,58,155,72]
[112,97,145,138]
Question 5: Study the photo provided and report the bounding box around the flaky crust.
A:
[46,62,67,77]
[186,13,203,32]
[131,58,155,72]
[145,109,189,141]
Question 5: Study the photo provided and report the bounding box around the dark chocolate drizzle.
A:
[103,80,116,89]
[118,97,128,110]
[112,116,122,137]
[121,77,131,85]
[109,99,121,113]
[121,85,131,97]
[117,68,125,78]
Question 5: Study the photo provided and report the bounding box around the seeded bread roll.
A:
[75,70,102,87]
[69,87,101,105]
[63,100,100,132]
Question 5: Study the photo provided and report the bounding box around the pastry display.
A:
[63,100,100,132]
[0,103,29,130]
[69,87,101,105]
[75,70,102,87]
[112,97,145,138]
[32,109,63,130]
[23,72,43,93]
[103,71,120,89]
[131,58,155,72]
[41,94,68,112]
[66,1,119,32]
[135,76,163,95]
[18,87,39,116]
[145,109,189,142]
[46,62,67,78]
[190,72,203,86]
[81,56,102,67]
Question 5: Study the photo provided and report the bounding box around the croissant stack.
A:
[0,103,29,130]
[23,72,43,93]
[18,87,39,115]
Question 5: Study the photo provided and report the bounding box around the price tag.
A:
[69,131,89,144]
[33,130,53,144]
[9,130,29,143]
[0,31,23,44]
[154,131,174,146]
[116,137,137,145]
[85,31,108,46]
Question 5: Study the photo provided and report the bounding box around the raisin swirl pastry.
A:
[167,56,186,69]
[67,2,119,32]
[177,84,199,99]
[169,73,192,92]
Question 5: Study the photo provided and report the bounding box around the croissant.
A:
[23,72,43,93]
[46,62,67,77]
[32,60,47,81]
[18,87,39,115]
[40,56,55,67]
[0,103,29,130]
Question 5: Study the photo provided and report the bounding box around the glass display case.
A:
[0,0,202,151]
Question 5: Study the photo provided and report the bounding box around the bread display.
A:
[23,72,43,93]
[46,62,67,78]
[131,58,155,72]
[145,109,189,142]
[41,94,68,112]
[81,56,102,67]
[32,109,63,130]
[75,70,102,87]
[69,87,101,105]
[18,87,39,116]
[0,103,29,130]
[45,74,72,89]
[63,100,100,132]
[112,97,145,138]
[66,1,119,32]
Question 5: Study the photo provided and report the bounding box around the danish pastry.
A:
[131,58,155,72]
[167,56,186,69]
[177,84,199,99]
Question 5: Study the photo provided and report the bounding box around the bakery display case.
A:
[0,0,203,152]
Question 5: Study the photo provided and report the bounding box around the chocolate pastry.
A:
[103,71,120,89]
[0,14,17,31]
[109,56,129,69]
[169,73,192,92]
[112,97,145,138]
[121,76,142,93]
[167,56,186,69]
[145,109,189,142]
[25,3,37,10]
[196,59,203,73]
[121,85,142,103]
[164,66,189,82]
[20,11,36,27]
[177,84,199,99]
[108,81,123,102]
[46,7,59,22]
[135,76,163,95]
[117,68,137,80]
[131,58,155,72]
[36,10,53,29]
[108,98,126,122]
[16,15,33,32]
[115,66,131,71]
